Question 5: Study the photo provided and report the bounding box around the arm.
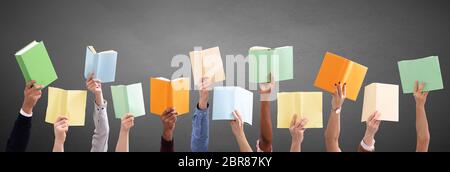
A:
[191,105,209,152]
[324,82,346,152]
[53,116,69,152]
[290,115,308,152]
[5,81,42,152]
[86,74,110,152]
[115,114,134,152]
[358,111,381,152]
[231,110,253,152]
[414,81,430,152]
[161,108,177,152]
[191,77,210,152]
[258,79,274,152]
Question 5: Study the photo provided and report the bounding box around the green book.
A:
[398,56,444,93]
[111,83,146,119]
[15,40,58,88]
[249,46,293,83]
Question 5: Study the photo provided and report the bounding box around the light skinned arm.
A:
[53,116,69,152]
[289,114,308,152]
[325,82,346,152]
[230,110,253,152]
[258,77,274,152]
[86,73,110,152]
[115,114,134,152]
[414,81,430,152]
[358,111,381,152]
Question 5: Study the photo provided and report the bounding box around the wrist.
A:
[198,101,208,110]
[21,103,33,114]
[162,130,173,141]
[54,138,65,146]
[363,134,375,145]
[415,104,425,110]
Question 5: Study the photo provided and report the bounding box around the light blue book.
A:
[84,46,117,83]
[111,83,146,119]
[212,86,253,125]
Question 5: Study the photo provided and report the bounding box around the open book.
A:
[277,92,323,128]
[111,83,146,119]
[189,47,225,86]
[314,52,368,101]
[84,46,117,83]
[362,83,399,122]
[212,86,253,125]
[150,77,190,115]
[249,46,293,83]
[45,87,87,126]
[398,56,443,93]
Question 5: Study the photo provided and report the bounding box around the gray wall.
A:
[0,0,449,152]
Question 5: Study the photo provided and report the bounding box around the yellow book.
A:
[362,83,399,122]
[189,47,226,86]
[277,92,323,128]
[45,87,87,126]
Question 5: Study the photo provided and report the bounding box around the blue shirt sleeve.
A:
[191,103,209,152]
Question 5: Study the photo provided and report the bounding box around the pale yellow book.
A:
[45,87,87,126]
[189,47,226,85]
[361,83,399,122]
[277,92,323,128]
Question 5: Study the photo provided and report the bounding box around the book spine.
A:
[343,61,354,83]
[16,55,31,82]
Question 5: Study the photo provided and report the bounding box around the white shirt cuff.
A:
[360,139,375,152]
[20,109,33,117]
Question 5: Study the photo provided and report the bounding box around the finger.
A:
[300,118,308,128]
[290,114,298,127]
[367,111,377,122]
[33,84,44,90]
[419,81,426,93]
[337,82,342,97]
[343,83,347,97]
[232,111,240,121]
[333,83,339,97]
[413,80,418,93]
[26,80,36,89]
[424,92,429,98]
[88,73,94,81]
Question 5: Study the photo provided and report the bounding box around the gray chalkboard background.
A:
[1,0,449,152]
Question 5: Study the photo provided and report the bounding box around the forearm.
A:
[52,140,64,152]
[235,134,252,152]
[191,106,209,152]
[290,140,301,152]
[115,131,129,152]
[259,101,272,152]
[416,106,430,152]
[91,100,110,152]
[6,113,32,152]
[325,111,341,152]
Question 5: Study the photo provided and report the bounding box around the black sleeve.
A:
[5,113,32,152]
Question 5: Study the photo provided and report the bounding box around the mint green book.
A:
[15,40,58,88]
[249,46,293,83]
[398,56,444,93]
[111,83,146,119]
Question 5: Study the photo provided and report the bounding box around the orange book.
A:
[314,52,368,101]
[150,77,190,115]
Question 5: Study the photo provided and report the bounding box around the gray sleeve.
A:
[90,100,110,152]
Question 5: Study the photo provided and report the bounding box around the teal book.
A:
[15,40,58,88]
[84,46,117,83]
[111,83,146,119]
[212,86,253,125]
[249,46,293,83]
[398,56,443,93]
